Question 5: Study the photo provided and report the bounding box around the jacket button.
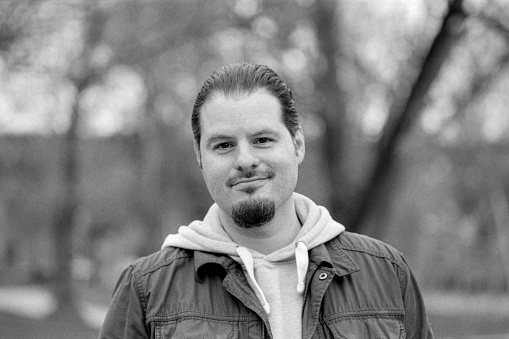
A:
[318,273,328,280]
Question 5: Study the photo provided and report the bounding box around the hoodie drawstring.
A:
[295,241,309,293]
[236,246,271,314]
[235,242,309,315]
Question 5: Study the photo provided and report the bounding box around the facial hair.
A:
[231,198,276,229]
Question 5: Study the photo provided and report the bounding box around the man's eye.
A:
[255,138,271,144]
[215,142,232,150]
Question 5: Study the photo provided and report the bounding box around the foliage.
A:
[1,0,509,298]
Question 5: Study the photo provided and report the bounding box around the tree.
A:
[51,0,105,318]
[312,0,351,224]
[348,0,468,234]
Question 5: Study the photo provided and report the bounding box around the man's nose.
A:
[234,144,260,170]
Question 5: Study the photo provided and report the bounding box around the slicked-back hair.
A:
[192,63,299,149]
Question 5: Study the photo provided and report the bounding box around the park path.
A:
[0,285,107,330]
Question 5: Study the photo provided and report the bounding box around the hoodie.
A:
[161,193,345,338]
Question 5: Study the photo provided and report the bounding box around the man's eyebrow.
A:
[251,128,281,137]
[205,134,233,144]
[204,128,282,145]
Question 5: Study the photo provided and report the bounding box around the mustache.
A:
[226,169,275,187]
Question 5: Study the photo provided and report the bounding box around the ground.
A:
[0,311,99,339]
[1,286,509,338]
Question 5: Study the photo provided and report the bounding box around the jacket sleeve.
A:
[99,265,150,339]
[398,256,435,339]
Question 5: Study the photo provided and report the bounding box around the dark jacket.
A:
[99,231,434,338]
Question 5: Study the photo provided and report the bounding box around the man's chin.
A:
[231,197,276,229]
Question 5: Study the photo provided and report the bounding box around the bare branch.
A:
[349,0,468,233]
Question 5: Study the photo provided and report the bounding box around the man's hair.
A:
[192,62,299,148]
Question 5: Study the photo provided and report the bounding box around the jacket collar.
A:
[194,250,235,282]
[193,236,359,281]
[309,238,359,277]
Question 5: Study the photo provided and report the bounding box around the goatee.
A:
[232,198,275,229]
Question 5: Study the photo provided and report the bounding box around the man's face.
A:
[196,89,305,227]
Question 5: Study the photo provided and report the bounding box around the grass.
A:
[0,311,99,339]
[425,291,509,338]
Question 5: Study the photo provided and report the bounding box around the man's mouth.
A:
[230,177,268,187]
[227,171,274,188]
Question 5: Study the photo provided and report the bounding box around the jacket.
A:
[99,231,434,338]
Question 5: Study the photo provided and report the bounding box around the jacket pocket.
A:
[324,314,405,339]
[154,318,239,339]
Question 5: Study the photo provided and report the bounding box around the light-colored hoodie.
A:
[161,193,345,339]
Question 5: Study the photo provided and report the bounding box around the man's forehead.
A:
[206,88,277,105]
[201,117,284,139]
[199,90,287,141]
[201,90,283,121]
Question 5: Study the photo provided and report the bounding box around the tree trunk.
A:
[51,0,102,318]
[135,75,165,256]
[348,0,467,234]
[313,0,350,224]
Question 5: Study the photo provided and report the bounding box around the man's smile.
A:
[230,176,269,187]
[226,169,275,188]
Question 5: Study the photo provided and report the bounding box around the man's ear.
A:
[293,126,305,165]
[194,141,203,169]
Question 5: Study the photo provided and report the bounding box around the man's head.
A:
[192,63,299,150]
[192,63,305,229]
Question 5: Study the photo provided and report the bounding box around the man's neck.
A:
[220,196,302,255]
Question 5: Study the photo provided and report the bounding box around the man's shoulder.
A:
[332,231,405,265]
[130,246,194,277]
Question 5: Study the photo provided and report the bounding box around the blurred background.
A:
[1,0,508,337]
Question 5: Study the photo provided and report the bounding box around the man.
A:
[100,63,434,338]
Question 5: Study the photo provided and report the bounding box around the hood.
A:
[161,192,345,313]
